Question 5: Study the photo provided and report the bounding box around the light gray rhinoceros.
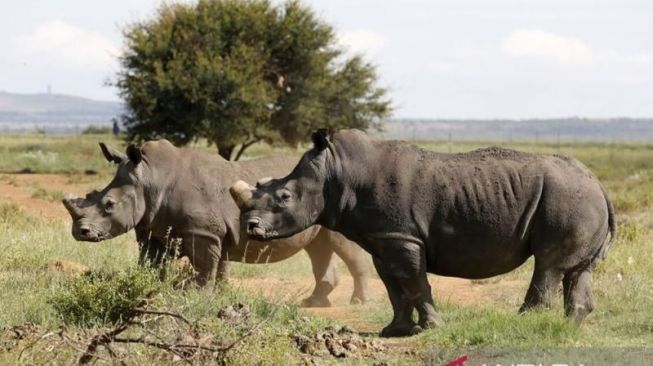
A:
[62,139,369,307]
[231,129,616,337]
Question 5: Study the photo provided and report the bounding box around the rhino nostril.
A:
[79,226,91,236]
[247,218,260,232]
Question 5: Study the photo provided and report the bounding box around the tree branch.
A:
[233,138,261,161]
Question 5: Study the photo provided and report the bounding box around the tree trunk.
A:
[217,145,235,160]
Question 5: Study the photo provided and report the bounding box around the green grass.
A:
[1,134,652,364]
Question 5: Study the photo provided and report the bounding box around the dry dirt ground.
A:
[0,173,528,333]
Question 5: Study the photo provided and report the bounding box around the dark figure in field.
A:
[62,140,369,307]
[112,121,120,137]
[230,129,616,337]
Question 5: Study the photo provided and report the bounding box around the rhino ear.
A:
[311,129,330,151]
[99,142,126,164]
[126,145,143,165]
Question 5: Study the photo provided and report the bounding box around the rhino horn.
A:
[62,195,84,219]
[229,180,254,209]
[256,177,273,186]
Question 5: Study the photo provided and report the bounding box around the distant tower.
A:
[47,84,52,95]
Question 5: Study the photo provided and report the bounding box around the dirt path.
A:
[0,173,83,220]
[234,274,527,333]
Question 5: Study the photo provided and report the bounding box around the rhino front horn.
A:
[229,180,254,209]
[62,194,83,219]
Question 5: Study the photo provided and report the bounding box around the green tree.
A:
[115,0,391,160]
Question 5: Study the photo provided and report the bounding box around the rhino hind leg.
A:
[519,262,564,313]
[301,240,338,307]
[563,266,594,324]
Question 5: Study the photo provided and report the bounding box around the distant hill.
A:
[1,91,652,140]
[380,118,653,142]
[0,91,122,132]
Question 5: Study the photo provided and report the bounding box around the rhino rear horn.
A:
[311,128,330,151]
[99,143,126,164]
[230,180,255,209]
[126,145,142,165]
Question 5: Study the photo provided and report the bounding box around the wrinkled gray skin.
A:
[231,129,616,337]
[62,139,369,307]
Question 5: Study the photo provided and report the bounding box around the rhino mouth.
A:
[244,217,279,240]
[71,223,112,243]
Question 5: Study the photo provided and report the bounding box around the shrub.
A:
[81,125,111,135]
[48,267,160,327]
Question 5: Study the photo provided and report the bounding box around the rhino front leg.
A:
[216,259,230,282]
[373,256,421,337]
[138,237,170,267]
[302,239,338,307]
[372,240,441,337]
[184,238,222,289]
[331,236,370,305]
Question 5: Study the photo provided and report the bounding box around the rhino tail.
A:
[596,186,617,263]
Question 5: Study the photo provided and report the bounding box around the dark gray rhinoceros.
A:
[62,139,369,307]
[230,129,616,337]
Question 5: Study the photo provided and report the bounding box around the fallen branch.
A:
[17,331,55,361]
[113,337,222,353]
[78,322,132,364]
[220,314,269,353]
[133,308,191,325]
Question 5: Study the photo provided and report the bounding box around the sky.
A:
[0,0,651,118]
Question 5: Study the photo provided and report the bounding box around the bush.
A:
[48,267,160,327]
[81,125,111,135]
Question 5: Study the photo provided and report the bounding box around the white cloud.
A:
[338,29,385,55]
[14,19,119,71]
[502,29,594,66]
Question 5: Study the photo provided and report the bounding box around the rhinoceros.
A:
[62,139,369,307]
[230,129,616,337]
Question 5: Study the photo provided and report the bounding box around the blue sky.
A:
[1,0,652,118]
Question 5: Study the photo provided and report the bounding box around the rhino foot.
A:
[301,295,331,308]
[349,294,367,305]
[419,314,444,329]
[380,322,422,338]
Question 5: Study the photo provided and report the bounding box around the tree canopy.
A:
[115,0,392,160]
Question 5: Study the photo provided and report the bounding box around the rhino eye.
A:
[279,191,291,202]
[105,199,116,211]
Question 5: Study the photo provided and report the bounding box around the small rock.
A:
[339,325,356,334]
[293,334,314,354]
[217,302,250,322]
[342,340,357,352]
[46,260,91,275]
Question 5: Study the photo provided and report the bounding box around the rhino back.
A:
[142,143,298,243]
[335,138,608,277]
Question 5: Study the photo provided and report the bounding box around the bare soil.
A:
[234,274,527,333]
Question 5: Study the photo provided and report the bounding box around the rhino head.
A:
[62,142,147,242]
[229,129,332,241]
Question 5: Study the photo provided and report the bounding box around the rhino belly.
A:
[426,210,535,279]
[430,235,532,279]
[224,226,320,264]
